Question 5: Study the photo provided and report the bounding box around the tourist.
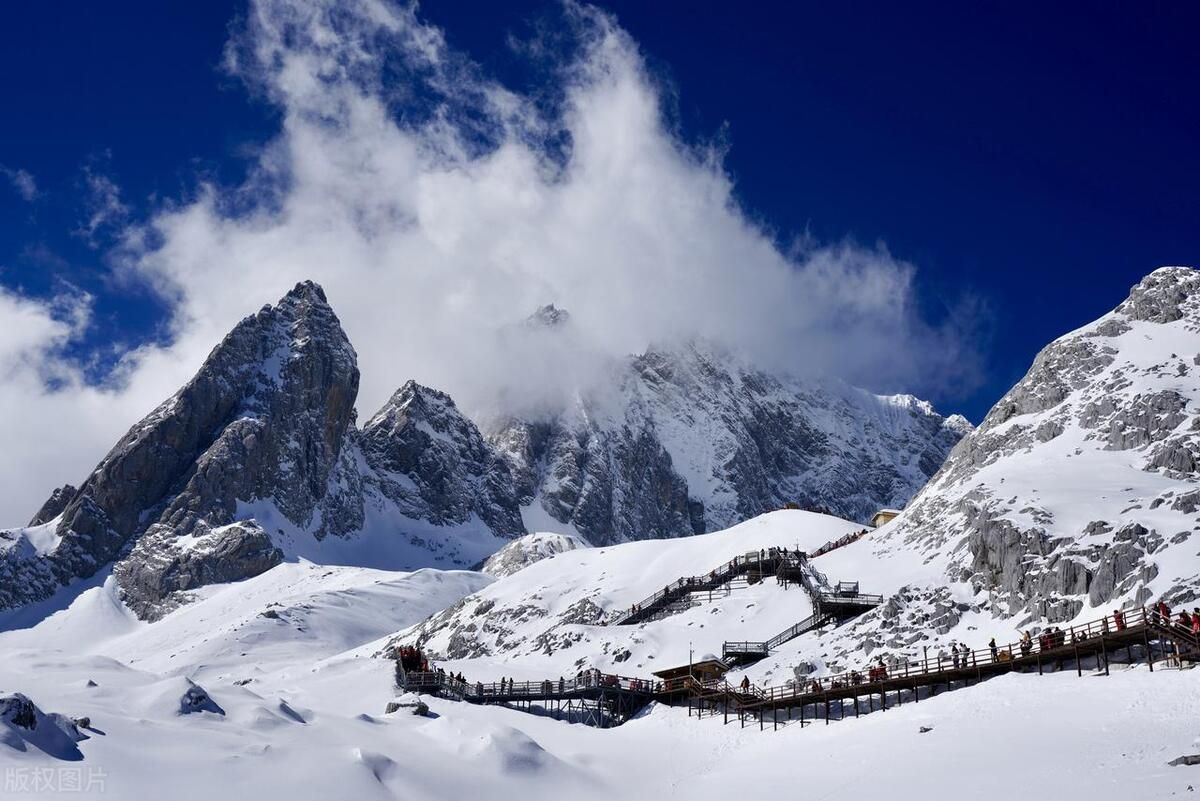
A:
[1192,609,1200,635]
[989,637,998,662]
[1113,609,1126,631]
[1020,631,1032,656]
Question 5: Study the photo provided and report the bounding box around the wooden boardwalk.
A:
[401,669,656,728]
[610,532,875,627]
[401,606,1200,731]
[705,606,1200,730]
[607,548,809,626]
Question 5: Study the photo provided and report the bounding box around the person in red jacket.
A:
[1192,609,1200,635]
[1156,600,1171,624]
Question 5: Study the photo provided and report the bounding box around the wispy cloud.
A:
[1,165,38,202]
[77,164,129,246]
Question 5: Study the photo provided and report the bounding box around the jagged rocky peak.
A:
[1,280,362,618]
[487,339,969,546]
[884,265,1200,624]
[28,484,77,526]
[524,303,571,328]
[360,381,526,538]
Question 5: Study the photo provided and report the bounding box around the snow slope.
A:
[2,591,1196,800]
[391,511,865,678]
[1,509,1197,801]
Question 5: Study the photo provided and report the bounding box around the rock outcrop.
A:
[28,484,77,526]
[479,532,591,578]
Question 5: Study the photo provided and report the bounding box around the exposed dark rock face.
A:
[360,381,524,538]
[28,485,77,527]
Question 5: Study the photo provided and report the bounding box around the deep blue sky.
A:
[2,1,1198,421]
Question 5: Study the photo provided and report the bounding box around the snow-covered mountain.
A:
[0,283,513,620]
[867,266,1200,625]
[4,270,1199,801]
[1,281,362,619]
[488,335,970,546]
[391,267,1200,683]
[0,283,965,620]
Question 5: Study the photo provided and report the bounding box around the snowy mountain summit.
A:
[0,282,964,619]
[876,266,1200,624]
[1,281,359,618]
[488,340,969,545]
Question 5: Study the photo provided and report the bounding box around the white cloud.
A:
[0,0,983,525]
[77,166,129,246]
[2,166,38,202]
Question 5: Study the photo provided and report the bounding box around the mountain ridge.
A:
[1,281,967,618]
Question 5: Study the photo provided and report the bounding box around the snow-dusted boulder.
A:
[480,532,591,578]
[0,693,88,760]
[179,681,225,716]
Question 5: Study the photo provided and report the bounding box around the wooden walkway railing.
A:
[402,668,657,703]
[608,548,805,625]
[704,606,1200,729]
[609,532,875,627]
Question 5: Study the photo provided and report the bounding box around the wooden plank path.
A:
[401,606,1200,731]
[707,606,1200,730]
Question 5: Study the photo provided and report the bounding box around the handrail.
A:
[816,591,885,606]
[808,529,869,559]
[766,610,831,650]
[405,668,661,698]
[746,606,1187,706]
[610,547,807,624]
